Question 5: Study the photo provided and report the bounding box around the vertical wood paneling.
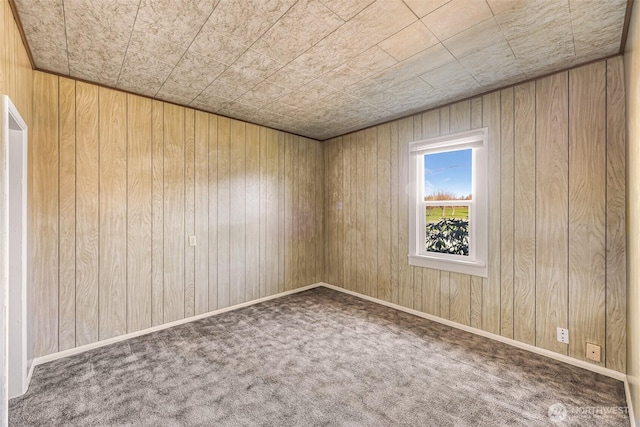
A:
[163,103,185,322]
[194,111,209,315]
[266,129,279,296]
[126,94,152,333]
[245,123,260,301]
[500,88,515,339]
[397,118,413,308]
[284,134,293,291]
[58,77,76,350]
[206,114,217,311]
[412,117,423,312]
[184,109,195,318]
[470,276,483,329]
[150,100,164,326]
[98,87,127,340]
[325,139,336,285]
[377,125,391,301]
[482,91,501,335]
[318,58,623,370]
[30,74,325,358]
[277,131,286,293]
[344,133,356,293]
[470,96,483,329]
[75,81,99,345]
[535,72,569,354]
[513,82,536,345]
[229,119,246,304]
[605,57,626,372]
[449,272,470,325]
[355,131,366,295]
[365,128,378,297]
[568,62,606,363]
[217,117,231,309]
[32,72,59,356]
[259,128,268,297]
[389,122,399,305]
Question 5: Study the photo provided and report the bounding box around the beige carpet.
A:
[9,287,629,426]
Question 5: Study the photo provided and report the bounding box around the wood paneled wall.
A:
[323,57,627,372]
[30,72,323,357]
[1,0,33,419]
[624,1,640,422]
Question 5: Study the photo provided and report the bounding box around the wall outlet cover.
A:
[586,343,601,362]
[556,327,569,344]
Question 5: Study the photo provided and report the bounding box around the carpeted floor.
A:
[9,287,629,426]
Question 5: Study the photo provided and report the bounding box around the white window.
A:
[408,128,488,277]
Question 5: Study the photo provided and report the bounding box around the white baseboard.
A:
[624,378,637,427]
[319,283,627,382]
[32,283,322,367]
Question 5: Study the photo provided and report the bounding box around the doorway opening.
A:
[2,95,30,400]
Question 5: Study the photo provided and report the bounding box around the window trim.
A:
[408,128,488,278]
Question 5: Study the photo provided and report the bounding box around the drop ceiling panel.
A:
[14,0,628,140]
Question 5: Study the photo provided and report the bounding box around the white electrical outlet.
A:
[557,327,569,344]
[189,235,197,247]
[586,343,601,362]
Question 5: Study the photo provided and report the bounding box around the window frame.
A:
[408,128,488,278]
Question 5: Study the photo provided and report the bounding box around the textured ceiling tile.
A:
[422,0,493,40]
[158,51,227,101]
[250,23,313,64]
[419,60,479,89]
[369,43,455,88]
[127,29,186,66]
[494,0,571,41]
[318,0,375,20]
[117,50,175,97]
[215,65,267,92]
[68,51,123,86]
[156,92,195,106]
[378,21,439,61]
[459,40,525,86]
[346,46,397,78]
[231,50,283,81]
[508,29,575,75]
[28,38,70,74]
[442,17,506,59]
[288,41,357,77]
[236,81,291,108]
[205,0,296,47]
[570,0,625,50]
[318,64,366,89]
[275,0,344,47]
[200,79,248,102]
[348,0,418,45]
[190,25,251,66]
[403,0,451,18]
[64,0,138,51]
[265,65,316,91]
[135,0,218,47]
[17,0,70,73]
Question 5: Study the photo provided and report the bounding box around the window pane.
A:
[425,205,469,256]
[424,149,472,201]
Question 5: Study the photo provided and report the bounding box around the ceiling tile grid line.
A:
[14,0,628,140]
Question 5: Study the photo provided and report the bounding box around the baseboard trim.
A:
[625,378,637,427]
[319,283,627,382]
[32,283,322,367]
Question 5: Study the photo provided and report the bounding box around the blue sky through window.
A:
[424,148,472,199]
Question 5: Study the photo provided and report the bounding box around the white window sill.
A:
[408,254,487,278]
